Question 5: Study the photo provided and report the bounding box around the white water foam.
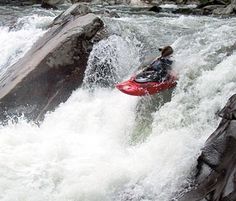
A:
[0,89,138,201]
[160,4,178,9]
[0,14,54,79]
[83,35,141,87]
[130,0,146,6]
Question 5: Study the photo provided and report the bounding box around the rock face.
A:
[148,5,162,12]
[222,0,236,14]
[51,3,92,26]
[193,0,236,15]
[41,0,70,9]
[177,94,236,201]
[0,4,104,122]
[0,0,41,6]
[0,0,69,7]
[43,0,65,4]
[71,0,131,5]
[0,0,235,16]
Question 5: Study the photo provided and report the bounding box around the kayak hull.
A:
[116,74,177,96]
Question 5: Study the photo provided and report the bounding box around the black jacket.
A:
[150,57,173,79]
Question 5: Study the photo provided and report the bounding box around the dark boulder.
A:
[148,5,162,12]
[172,7,201,15]
[71,0,131,4]
[42,0,65,6]
[41,1,58,9]
[0,0,40,6]
[177,94,236,201]
[0,4,104,123]
[221,0,236,14]
[197,0,229,9]
[202,4,226,14]
[218,94,236,120]
[195,0,236,15]
[0,0,68,6]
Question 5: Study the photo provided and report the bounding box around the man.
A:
[146,46,174,81]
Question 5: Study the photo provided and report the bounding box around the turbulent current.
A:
[0,5,236,201]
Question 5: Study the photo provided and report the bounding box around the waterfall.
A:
[0,6,236,201]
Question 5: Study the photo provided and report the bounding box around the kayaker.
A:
[146,46,174,81]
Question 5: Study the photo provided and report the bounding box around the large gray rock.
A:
[0,4,103,123]
[71,0,131,5]
[42,0,66,5]
[222,0,236,14]
[211,0,236,15]
[202,4,226,14]
[177,94,236,201]
[41,0,73,9]
[0,0,41,6]
[51,3,92,26]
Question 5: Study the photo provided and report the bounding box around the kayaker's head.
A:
[159,46,173,58]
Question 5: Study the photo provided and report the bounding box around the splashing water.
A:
[83,34,141,88]
[0,7,236,201]
[0,11,57,80]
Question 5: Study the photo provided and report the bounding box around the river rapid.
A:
[0,4,236,201]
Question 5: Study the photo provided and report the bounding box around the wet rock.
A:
[202,4,226,14]
[41,1,58,9]
[42,0,65,5]
[41,0,71,9]
[93,9,120,18]
[91,27,110,43]
[0,0,63,7]
[0,0,41,6]
[177,94,236,201]
[197,0,228,9]
[222,0,236,14]
[171,2,234,16]
[71,0,131,4]
[195,0,236,16]
[198,0,236,15]
[172,7,199,14]
[0,4,104,123]
[148,5,162,12]
[218,94,236,120]
[175,0,188,3]
[212,6,227,14]
[51,3,92,26]
[103,10,120,17]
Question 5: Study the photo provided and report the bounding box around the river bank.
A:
[0,0,236,16]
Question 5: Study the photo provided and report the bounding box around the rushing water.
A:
[0,5,236,201]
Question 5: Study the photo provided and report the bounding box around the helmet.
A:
[159,46,173,57]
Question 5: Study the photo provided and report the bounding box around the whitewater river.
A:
[0,4,236,201]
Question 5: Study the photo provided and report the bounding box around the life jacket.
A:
[151,57,172,72]
[149,57,173,81]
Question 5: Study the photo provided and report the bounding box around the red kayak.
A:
[116,70,177,96]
